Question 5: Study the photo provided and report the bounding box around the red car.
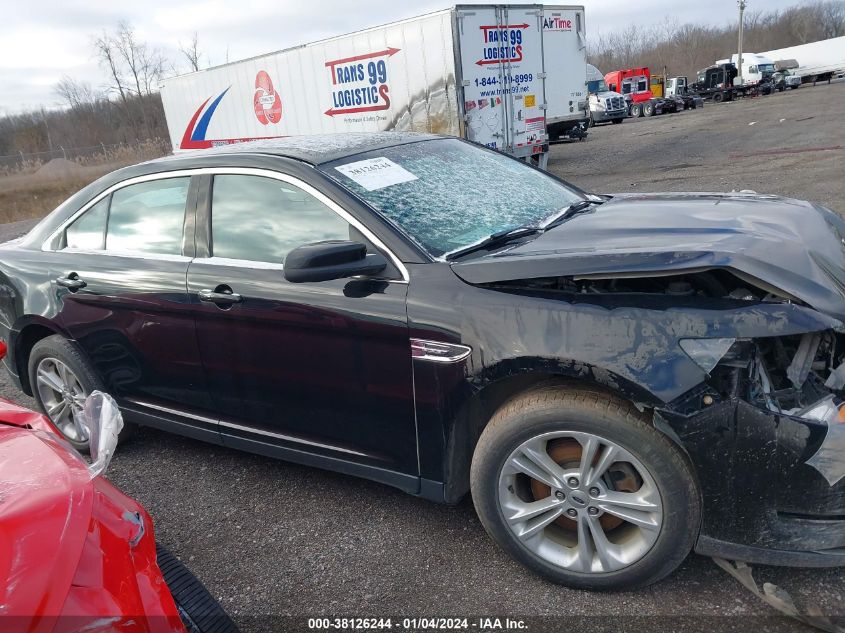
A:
[0,344,236,633]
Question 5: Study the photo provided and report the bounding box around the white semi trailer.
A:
[760,36,845,85]
[541,6,590,139]
[161,5,559,164]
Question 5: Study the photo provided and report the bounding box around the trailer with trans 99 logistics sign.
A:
[160,5,590,167]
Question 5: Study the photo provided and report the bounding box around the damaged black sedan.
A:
[1,133,843,590]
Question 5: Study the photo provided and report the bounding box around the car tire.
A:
[470,385,700,591]
[611,118,623,124]
[28,334,134,452]
[157,544,240,633]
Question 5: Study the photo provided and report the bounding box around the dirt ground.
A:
[1,82,844,632]
[548,78,845,215]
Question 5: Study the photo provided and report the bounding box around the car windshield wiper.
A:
[542,197,606,230]
[445,226,542,261]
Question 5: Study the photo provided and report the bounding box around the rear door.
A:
[456,4,547,158]
[49,175,214,431]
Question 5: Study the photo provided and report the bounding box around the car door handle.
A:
[56,275,87,290]
[198,289,243,304]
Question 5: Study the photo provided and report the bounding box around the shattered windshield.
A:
[321,139,584,258]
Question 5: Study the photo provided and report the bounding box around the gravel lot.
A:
[2,82,844,633]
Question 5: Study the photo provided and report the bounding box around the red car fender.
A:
[0,394,186,633]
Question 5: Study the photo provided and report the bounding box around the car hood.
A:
[451,192,845,321]
[0,424,94,621]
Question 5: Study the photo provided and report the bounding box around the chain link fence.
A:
[0,139,172,175]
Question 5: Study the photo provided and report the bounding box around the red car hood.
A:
[0,423,94,622]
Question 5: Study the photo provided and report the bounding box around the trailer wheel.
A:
[712,92,724,103]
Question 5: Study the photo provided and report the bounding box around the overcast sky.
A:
[0,0,804,113]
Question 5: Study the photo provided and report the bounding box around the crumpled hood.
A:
[451,192,845,321]
[0,424,94,621]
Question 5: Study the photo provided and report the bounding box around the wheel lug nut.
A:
[567,477,579,487]
[566,508,577,518]
[589,487,600,497]
[555,490,565,500]
[588,507,599,516]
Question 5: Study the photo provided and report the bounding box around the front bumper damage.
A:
[656,333,845,566]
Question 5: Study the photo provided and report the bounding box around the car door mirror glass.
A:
[283,240,387,283]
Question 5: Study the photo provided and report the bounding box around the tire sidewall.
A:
[472,400,699,590]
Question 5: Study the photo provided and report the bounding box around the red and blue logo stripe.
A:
[179,88,284,150]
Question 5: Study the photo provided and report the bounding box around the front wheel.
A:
[611,118,624,124]
[157,544,240,633]
[470,386,700,590]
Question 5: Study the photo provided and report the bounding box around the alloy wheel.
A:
[498,430,663,574]
[35,357,90,442]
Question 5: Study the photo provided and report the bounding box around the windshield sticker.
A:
[335,157,418,191]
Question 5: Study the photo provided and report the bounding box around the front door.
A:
[186,171,417,476]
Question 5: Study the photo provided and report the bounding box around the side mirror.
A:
[283,240,387,283]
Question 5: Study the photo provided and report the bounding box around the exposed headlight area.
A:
[678,331,845,416]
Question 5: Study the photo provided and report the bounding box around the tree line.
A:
[0,22,201,160]
[588,1,845,79]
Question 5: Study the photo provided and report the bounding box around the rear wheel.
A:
[28,335,133,453]
[643,102,655,117]
[630,103,642,117]
[470,386,700,590]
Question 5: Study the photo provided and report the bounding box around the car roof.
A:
[155,132,441,167]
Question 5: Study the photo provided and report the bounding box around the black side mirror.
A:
[283,240,387,283]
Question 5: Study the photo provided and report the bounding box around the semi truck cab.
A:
[585,63,627,126]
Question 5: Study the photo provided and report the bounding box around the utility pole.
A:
[737,0,747,87]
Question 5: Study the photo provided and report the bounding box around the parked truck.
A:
[604,67,667,117]
[161,5,555,165]
[716,52,776,88]
[689,63,738,102]
[761,36,845,85]
[585,63,627,126]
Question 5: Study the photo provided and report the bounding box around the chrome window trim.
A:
[57,247,193,263]
[42,167,410,283]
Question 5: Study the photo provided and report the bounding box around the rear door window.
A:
[64,197,109,250]
[106,178,190,255]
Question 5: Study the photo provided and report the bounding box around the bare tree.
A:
[180,32,202,71]
[54,76,98,110]
[94,31,130,106]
